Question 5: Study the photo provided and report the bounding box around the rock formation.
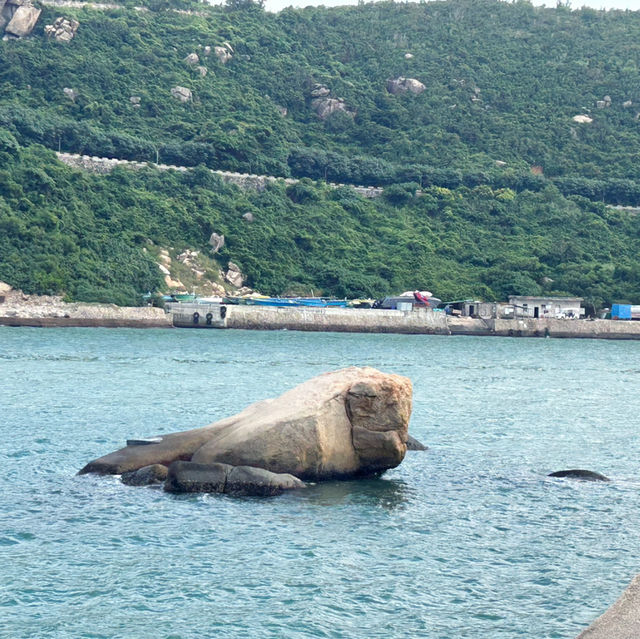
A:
[208,232,225,253]
[1,0,41,38]
[387,77,426,95]
[165,461,305,496]
[44,17,79,42]
[224,261,244,287]
[171,86,192,103]
[214,43,233,64]
[548,469,610,481]
[79,367,413,488]
[309,84,353,120]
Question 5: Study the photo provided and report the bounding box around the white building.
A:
[508,296,585,319]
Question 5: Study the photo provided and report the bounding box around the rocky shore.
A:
[0,283,171,328]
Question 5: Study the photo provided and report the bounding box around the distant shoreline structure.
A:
[4,304,640,340]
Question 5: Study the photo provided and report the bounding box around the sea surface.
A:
[1,327,640,639]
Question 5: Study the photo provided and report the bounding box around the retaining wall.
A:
[223,305,450,334]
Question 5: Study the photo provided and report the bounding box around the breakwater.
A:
[173,304,640,340]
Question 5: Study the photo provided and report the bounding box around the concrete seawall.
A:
[223,305,450,334]
[175,305,640,339]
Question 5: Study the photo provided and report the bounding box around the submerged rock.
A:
[406,435,428,451]
[548,469,610,482]
[79,367,413,483]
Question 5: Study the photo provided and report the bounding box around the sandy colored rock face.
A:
[5,5,40,36]
[79,367,413,481]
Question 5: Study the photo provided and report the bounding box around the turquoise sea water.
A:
[1,327,640,639]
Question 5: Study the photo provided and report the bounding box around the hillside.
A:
[2,0,640,308]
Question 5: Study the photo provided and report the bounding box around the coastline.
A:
[3,296,640,339]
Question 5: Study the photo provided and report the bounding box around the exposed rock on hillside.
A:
[63,87,78,101]
[387,77,426,95]
[214,42,233,64]
[184,52,199,65]
[44,17,79,42]
[171,86,192,103]
[309,84,353,120]
[224,261,244,287]
[573,114,593,124]
[1,0,41,38]
[208,232,224,253]
[78,367,413,484]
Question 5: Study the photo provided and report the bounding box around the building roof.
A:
[508,295,583,303]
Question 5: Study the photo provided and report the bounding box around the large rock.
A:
[164,461,305,496]
[44,16,79,42]
[5,4,40,37]
[171,86,192,103]
[311,97,351,120]
[576,574,640,638]
[387,77,426,95]
[224,261,244,287]
[79,367,413,481]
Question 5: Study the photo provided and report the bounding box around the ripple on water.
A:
[1,329,640,638]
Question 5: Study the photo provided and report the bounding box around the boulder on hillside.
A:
[171,86,192,103]
[79,367,413,482]
[4,2,40,37]
[214,44,233,64]
[312,97,350,120]
[44,16,79,42]
[224,261,244,287]
[208,232,225,253]
[387,77,426,95]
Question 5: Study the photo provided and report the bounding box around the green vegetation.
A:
[2,0,640,306]
[1,141,639,309]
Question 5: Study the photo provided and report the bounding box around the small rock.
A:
[242,212,254,223]
[214,44,232,64]
[623,100,633,108]
[171,86,192,103]
[203,45,211,56]
[130,96,141,105]
[404,53,414,59]
[63,87,78,101]
[573,114,593,123]
[196,65,207,77]
[596,100,607,109]
[310,84,331,98]
[208,232,225,253]
[121,464,168,486]
[184,52,199,65]
[406,435,428,451]
[157,263,171,276]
